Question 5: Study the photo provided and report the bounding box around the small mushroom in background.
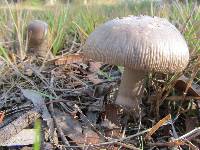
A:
[83,16,189,116]
[27,20,53,59]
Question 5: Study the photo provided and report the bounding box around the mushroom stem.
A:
[115,68,145,111]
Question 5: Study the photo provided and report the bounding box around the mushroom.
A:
[27,20,53,59]
[83,16,189,114]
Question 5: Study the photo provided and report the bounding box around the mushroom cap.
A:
[28,20,48,45]
[83,16,189,73]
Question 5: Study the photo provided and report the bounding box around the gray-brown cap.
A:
[27,20,53,59]
[84,16,189,73]
[27,20,48,46]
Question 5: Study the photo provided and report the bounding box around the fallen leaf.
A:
[0,129,35,146]
[88,61,102,73]
[55,109,101,145]
[54,53,84,65]
[86,111,99,125]
[101,104,122,138]
[145,114,171,140]
[175,75,200,97]
[87,73,103,84]
[8,51,16,63]
[21,89,52,128]
[86,61,103,84]
[83,128,100,145]
[0,111,5,124]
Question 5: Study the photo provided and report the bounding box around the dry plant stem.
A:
[115,69,144,111]
[64,129,150,148]
[155,72,182,117]
[74,104,106,140]
[177,127,200,141]
[183,56,200,99]
[149,127,200,149]
[0,109,41,143]
[167,96,200,101]
[115,141,140,150]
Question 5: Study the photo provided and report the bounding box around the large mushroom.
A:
[83,16,189,113]
[27,20,53,59]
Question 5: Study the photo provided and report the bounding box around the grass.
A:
[0,0,199,92]
[0,0,199,60]
[0,1,198,96]
[33,119,41,150]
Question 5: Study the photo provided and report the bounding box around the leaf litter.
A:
[0,51,199,149]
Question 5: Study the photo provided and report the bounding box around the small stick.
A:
[63,129,149,148]
[115,141,140,150]
[48,102,73,150]
[177,127,200,140]
[167,96,200,101]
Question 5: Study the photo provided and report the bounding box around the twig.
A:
[48,101,73,150]
[177,127,200,141]
[64,129,149,148]
[182,56,200,100]
[167,96,200,101]
[74,104,107,140]
[115,141,140,150]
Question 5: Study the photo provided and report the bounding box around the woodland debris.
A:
[167,96,200,101]
[185,116,199,132]
[101,104,122,138]
[0,111,5,124]
[0,109,41,144]
[55,108,101,145]
[21,89,52,125]
[145,114,171,140]
[54,53,84,65]
[1,129,35,146]
[149,127,200,150]
[48,103,72,150]
[175,75,200,97]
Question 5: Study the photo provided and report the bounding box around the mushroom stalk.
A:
[115,68,145,111]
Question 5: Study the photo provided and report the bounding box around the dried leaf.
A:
[54,53,84,65]
[101,104,122,138]
[55,110,100,145]
[87,73,103,84]
[0,111,5,124]
[185,116,199,132]
[0,129,35,146]
[175,75,200,97]
[145,114,171,139]
[8,51,16,63]
[21,89,52,126]
[83,128,100,145]
[86,99,104,125]
[86,111,99,125]
[87,61,103,84]
[88,61,102,73]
